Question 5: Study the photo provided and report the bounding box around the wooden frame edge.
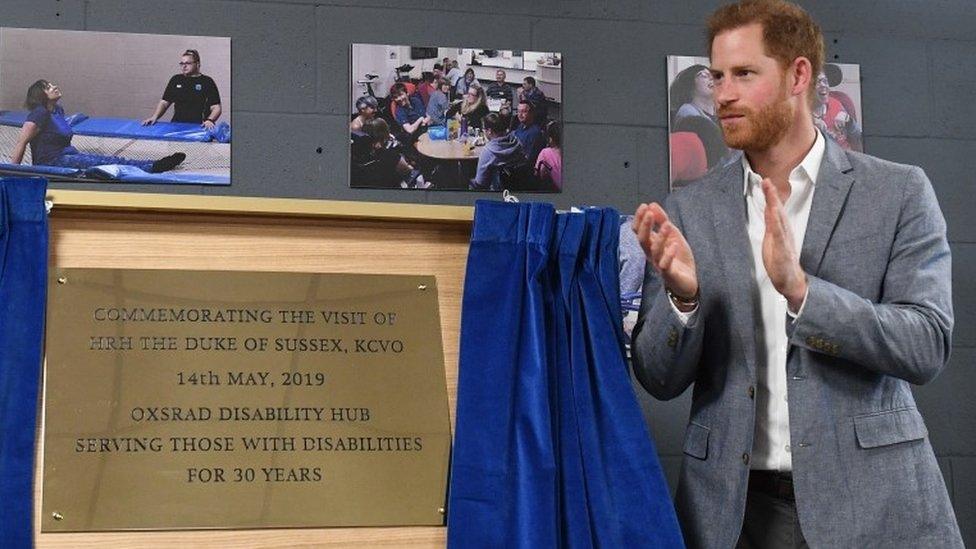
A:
[46,190,475,223]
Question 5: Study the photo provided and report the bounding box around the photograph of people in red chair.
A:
[350,43,562,192]
[666,55,861,190]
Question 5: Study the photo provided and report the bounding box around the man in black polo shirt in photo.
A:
[142,49,222,129]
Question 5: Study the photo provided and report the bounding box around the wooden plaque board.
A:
[37,194,472,547]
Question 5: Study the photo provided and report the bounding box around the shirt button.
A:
[783,394,789,402]
[785,444,791,453]
[748,386,755,399]
[742,453,750,465]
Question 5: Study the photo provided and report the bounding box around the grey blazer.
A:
[631,138,963,548]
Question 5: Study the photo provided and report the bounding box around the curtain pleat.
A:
[449,201,683,548]
[0,177,49,549]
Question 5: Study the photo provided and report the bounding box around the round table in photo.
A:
[415,133,485,160]
[415,134,485,189]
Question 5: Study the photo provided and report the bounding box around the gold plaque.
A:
[42,269,451,531]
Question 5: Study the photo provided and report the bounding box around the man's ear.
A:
[791,57,814,99]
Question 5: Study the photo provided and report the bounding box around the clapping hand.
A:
[632,203,699,302]
[760,178,807,312]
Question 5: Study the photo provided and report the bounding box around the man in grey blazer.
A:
[631,1,963,547]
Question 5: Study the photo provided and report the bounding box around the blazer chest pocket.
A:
[683,422,710,460]
[853,407,928,449]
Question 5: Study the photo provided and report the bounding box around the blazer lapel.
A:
[800,139,855,275]
[710,160,758,371]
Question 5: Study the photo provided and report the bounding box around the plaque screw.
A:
[438,507,445,515]
[57,277,67,284]
[52,511,64,521]
[418,284,428,291]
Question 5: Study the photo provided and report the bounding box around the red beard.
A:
[718,87,793,152]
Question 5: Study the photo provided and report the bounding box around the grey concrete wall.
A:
[0,27,230,123]
[4,0,973,544]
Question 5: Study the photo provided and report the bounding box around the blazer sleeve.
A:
[787,166,953,385]
[630,195,706,400]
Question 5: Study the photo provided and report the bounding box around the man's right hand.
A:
[632,202,699,299]
[141,117,157,126]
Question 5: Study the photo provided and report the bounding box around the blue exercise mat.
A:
[0,163,82,177]
[0,110,231,143]
[0,110,89,127]
[86,164,230,185]
[73,117,231,143]
[0,162,229,186]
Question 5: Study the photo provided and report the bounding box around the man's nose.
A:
[714,80,735,106]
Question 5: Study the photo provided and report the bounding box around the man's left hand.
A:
[761,178,807,312]
[202,120,215,130]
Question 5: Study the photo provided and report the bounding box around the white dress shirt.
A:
[671,131,825,471]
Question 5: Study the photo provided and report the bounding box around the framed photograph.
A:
[666,55,862,190]
[350,43,563,192]
[0,28,231,186]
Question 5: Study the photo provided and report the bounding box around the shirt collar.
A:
[741,130,826,196]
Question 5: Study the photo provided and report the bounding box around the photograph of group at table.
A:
[350,44,562,191]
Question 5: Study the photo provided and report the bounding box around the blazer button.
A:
[742,453,750,466]
[747,386,755,399]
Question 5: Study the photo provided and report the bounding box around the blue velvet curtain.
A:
[0,177,48,548]
[448,201,683,548]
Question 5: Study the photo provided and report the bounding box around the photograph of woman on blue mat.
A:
[0,27,230,186]
[11,80,186,173]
